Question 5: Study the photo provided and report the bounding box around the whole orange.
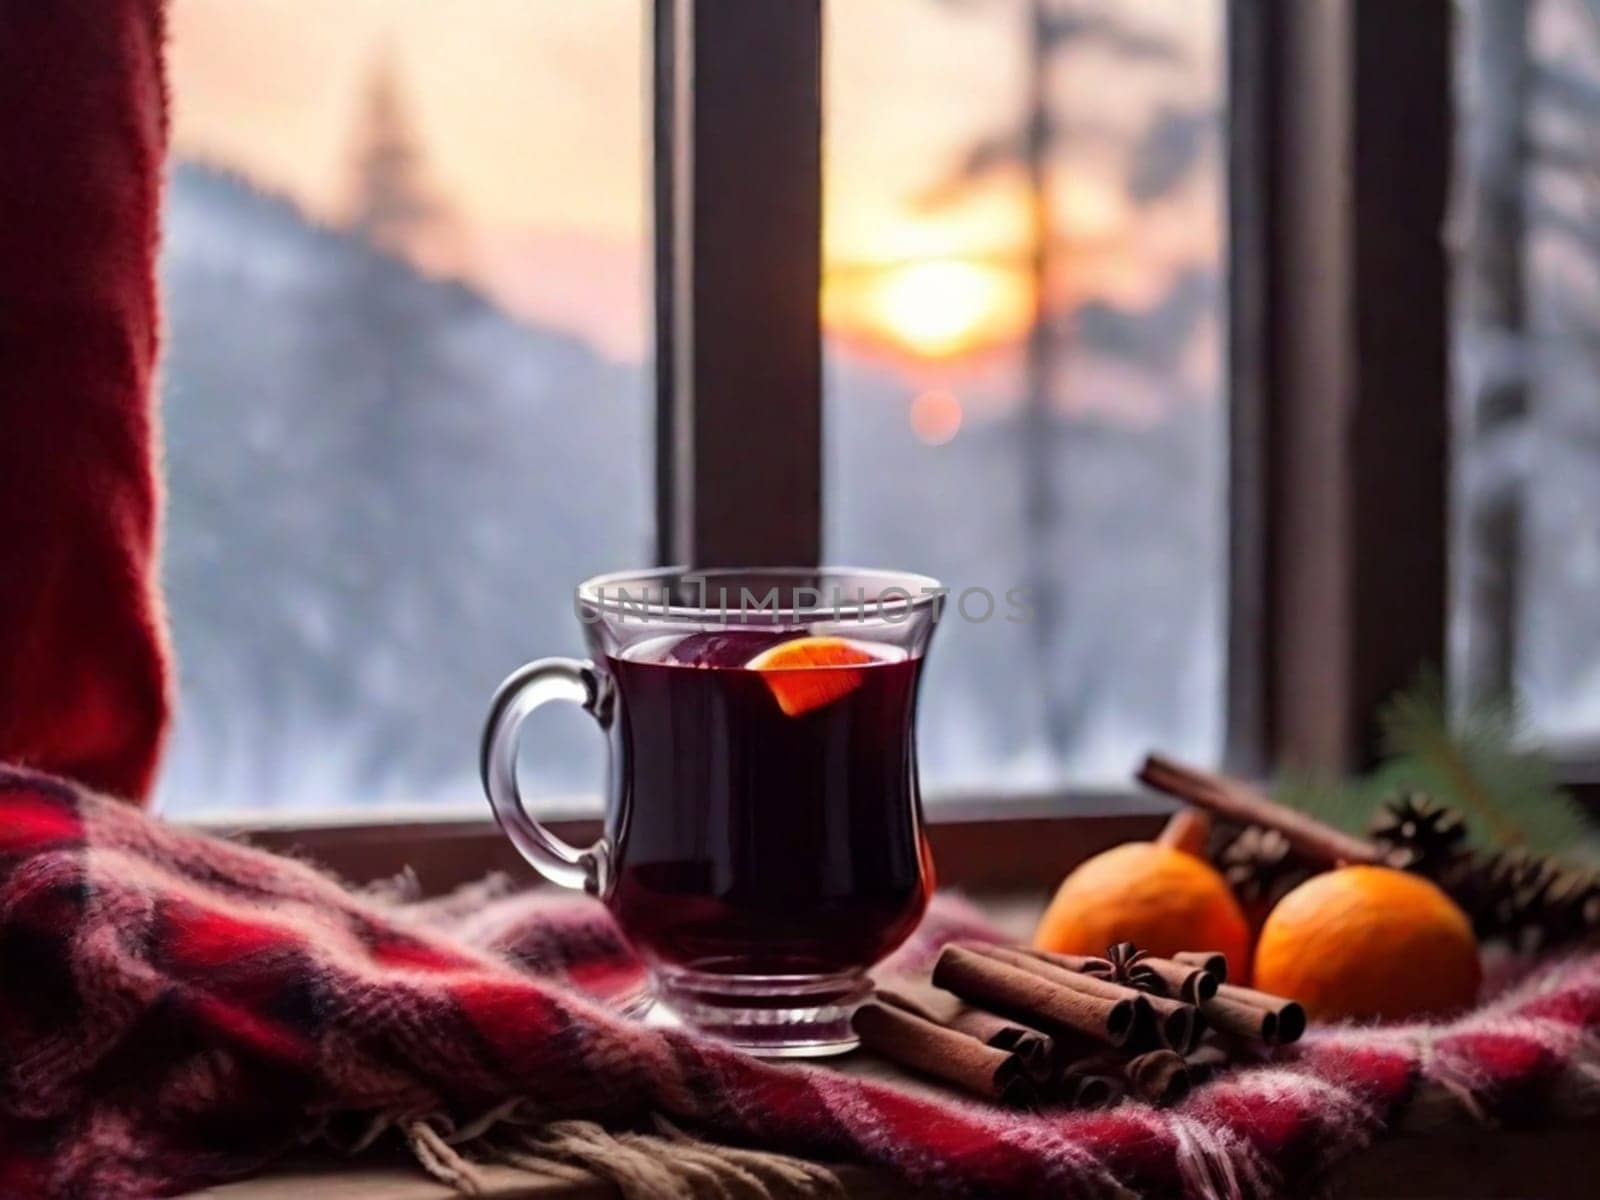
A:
[1254,866,1480,1022]
[1033,842,1252,973]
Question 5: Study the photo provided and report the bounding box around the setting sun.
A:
[862,259,1029,358]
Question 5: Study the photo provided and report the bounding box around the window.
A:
[1454,0,1600,755]
[158,1,650,815]
[824,0,1228,791]
[158,2,1478,843]
[161,0,1227,820]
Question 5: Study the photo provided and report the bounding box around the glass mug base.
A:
[650,963,872,1057]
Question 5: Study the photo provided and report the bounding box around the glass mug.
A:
[480,567,941,1056]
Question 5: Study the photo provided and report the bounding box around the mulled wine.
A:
[603,632,933,977]
[482,566,943,1054]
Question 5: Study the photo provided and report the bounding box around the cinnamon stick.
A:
[1021,948,1204,1051]
[1216,984,1306,1045]
[933,946,1141,1048]
[1029,947,1213,1002]
[971,945,1159,1044]
[1061,1071,1122,1109]
[978,945,1141,1006]
[1143,956,1219,1004]
[1059,1051,1128,1108]
[1125,1049,1192,1106]
[1174,950,1230,985]
[851,999,1038,1107]
[1183,1042,1230,1086]
[1141,992,1205,1054]
[1138,755,1383,867]
[876,981,1055,1081]
[1155,806,1212,857]
[1200,990,1278,1043]
[1029,951,1115,975]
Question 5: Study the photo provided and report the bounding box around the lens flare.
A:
[909,390,963,445]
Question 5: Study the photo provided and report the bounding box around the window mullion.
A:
[653,0,824,569]
[1228,0,1452,773]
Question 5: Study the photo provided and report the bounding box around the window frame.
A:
[1227,0,1452,775]
[182,0,1493,886]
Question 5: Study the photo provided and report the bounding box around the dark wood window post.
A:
[654,0,823,569]
[1228,0,1453,774]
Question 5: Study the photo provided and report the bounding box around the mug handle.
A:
[480,657,613,895]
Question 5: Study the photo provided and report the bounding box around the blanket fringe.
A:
[386,1109,843,1199]
[405,1119,489,1195]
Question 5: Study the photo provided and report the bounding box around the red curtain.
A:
[0,0,172,802]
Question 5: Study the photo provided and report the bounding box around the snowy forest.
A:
[154,0,1600,816]
[1454,0,1600,749]
[151,0,1373,814]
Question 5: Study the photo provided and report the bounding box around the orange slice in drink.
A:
[746,636,879,717]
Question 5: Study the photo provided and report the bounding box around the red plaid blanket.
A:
[4,764,1599,1199]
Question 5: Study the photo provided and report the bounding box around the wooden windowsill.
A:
[190,1125,1600,1200]
[195,792,1175,895]
[188,1156,896,1199]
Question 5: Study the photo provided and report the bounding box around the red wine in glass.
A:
[605,631,933,980]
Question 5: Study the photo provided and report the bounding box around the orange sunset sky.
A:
[167,0,1221,372]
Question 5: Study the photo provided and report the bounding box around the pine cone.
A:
[1444,847,1600,952]
[1370,791,1468,875]
[1443,848,1529,942]
[1538,867,1600,948]
[1218,826,1311,908]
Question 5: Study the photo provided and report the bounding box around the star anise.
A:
[1079,942,1167,996]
